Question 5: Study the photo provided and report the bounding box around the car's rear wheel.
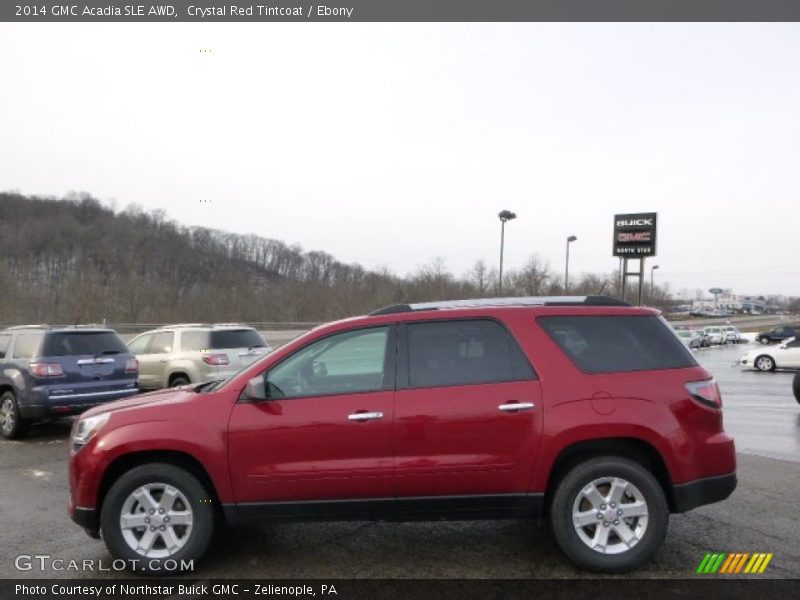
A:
[101,463,214,573]
[0,390,29,440]
[793,372,800,404]
[550,456,668,573]
[760,336,770,345]
[754,355,776,372]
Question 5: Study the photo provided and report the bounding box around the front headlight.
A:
[71,412,110,453]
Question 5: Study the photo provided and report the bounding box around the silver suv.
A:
[127,324,272,389]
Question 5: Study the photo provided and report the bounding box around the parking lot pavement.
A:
[1,341,798,580]
[695,342,800,463]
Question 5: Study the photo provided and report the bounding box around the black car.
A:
[0,326,139,439]
[756,326,798,345]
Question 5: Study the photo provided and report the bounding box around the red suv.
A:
[68,296,736,573]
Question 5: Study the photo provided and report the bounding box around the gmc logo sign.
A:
[617,232,652,242]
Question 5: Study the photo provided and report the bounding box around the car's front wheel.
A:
[754,355,776,372]
[101,463,215,573]
[550,456,668,573]
[0,390,29,440]
[759,336,770,345]
[793,372,800,404]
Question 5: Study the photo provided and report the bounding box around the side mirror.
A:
[241,376,267,402]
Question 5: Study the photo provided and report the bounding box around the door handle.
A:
[498,402,535,412]
[348,411,384,422]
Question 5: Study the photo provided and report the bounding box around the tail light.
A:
[30,363,65,377]
[125,358,139,373]
[686,379,722,409]
[202,354,229,366]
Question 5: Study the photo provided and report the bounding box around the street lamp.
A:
[565,235,577,294]
[650,264,660,298]
[498,210,517,295]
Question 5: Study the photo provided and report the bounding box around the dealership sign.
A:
[613,212,657,257]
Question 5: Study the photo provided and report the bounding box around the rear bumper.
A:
[19,388,139,419]
[672,472,737,513]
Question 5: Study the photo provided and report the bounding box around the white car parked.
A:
[702,326,725,345]
[720,325,742,344]
[739,337,800,372]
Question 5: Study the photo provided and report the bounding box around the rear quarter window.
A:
[0,334,11,358]
[180,331,211,352]
[539,315,696,374]
[11,334,43,359]
[42,331,128,357]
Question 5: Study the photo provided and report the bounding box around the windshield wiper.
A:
[194,379,224,393]
[100,350,121,355]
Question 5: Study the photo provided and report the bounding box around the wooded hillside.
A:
[0,192,639,325]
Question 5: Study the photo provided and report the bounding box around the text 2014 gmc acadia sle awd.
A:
[68,296,736,573]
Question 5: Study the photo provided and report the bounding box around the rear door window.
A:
[539,315,696,374]
[210,329,266,349]
[149,332,174,354]
[42,332,128,357]
[406,319,535,388]
[11,334,43,359]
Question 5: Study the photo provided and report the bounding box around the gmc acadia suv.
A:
[68,296,736,573]
[127,324,271,389]
[0,326,138,439]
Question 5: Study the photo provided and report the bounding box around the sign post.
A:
[613,212,658,306]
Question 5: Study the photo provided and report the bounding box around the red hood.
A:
[80,386,197,418]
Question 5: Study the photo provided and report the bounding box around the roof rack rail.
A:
[370,295,631,316]
[159,323,213,329]
[5,324,50,330]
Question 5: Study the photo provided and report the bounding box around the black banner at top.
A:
[3,0,800,22]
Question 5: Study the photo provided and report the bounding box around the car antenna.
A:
[596,281,608,295]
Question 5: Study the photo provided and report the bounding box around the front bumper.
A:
[673,472,737,513]
[69,502,100,538]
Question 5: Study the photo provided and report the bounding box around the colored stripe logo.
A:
[697,552,773,574]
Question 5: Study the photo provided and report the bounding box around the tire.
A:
[101,463,215,574]
[793,373,800,404]
[760,336,770,345]
[169,375,190,387]
[754,355,776,372]
[550,456,668,573]
[0,390,30,440]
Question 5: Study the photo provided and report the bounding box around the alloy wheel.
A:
[572,477,649,555]
[119,483,194,559]
[0,397,15,434]
[755,356,775,372]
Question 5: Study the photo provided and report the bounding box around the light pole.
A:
[565,235,577,294]
[650,264,660,299]
[498,210,516,295]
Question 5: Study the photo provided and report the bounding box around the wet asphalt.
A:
[0,342,798,579]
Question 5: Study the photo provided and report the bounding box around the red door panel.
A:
[394,380,542,497]
[227,391,394,503]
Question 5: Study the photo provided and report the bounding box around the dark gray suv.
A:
[0,325,139,439]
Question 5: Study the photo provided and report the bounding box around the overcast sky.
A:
[2,23,799,296]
